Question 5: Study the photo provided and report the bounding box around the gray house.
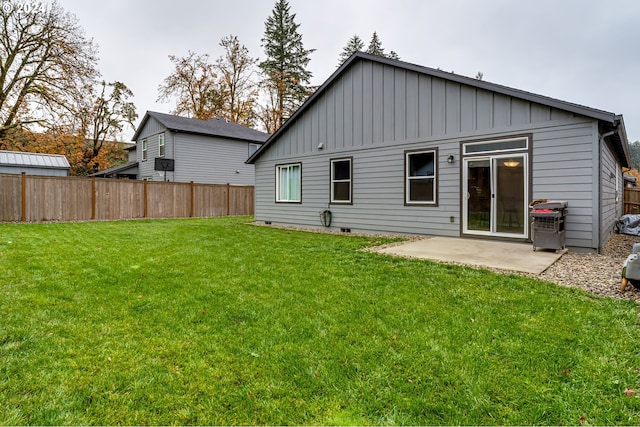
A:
[0,150,70,176]
[95,111,268,184]
[247,52,630,253]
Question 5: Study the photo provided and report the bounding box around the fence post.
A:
[226,183,230,216]
[21,172,26,222]
[143,179,148,218]
[190,181,195,217]
[91,177,96,220]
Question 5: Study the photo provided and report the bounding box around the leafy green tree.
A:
[338,34,365,65]
[259,0,315,131]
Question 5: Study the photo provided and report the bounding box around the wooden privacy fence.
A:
[0,173,254,223]
[625,187,640,215]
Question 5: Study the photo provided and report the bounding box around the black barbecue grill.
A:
[530,200,568,252]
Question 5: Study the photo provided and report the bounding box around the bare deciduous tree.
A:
[215,35,259,127]
[0,2,99,137]
[157,51,222,120]
[77,81,138,174]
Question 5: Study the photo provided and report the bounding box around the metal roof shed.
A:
[0,150,71,176]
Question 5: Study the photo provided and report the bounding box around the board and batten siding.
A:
[255,58,604,250]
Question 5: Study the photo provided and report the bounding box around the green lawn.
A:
[1,217,640,425]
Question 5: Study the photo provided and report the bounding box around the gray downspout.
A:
[173,131,176,182]
[598,128,617,253]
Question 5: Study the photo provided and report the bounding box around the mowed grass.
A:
[1,217,640,425]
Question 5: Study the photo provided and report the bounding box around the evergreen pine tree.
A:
[388,50,400,60]
[338,34,365,65]
[366,31,385,56]
[259,0,315,129]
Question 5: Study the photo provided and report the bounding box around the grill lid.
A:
[530,200,568,210]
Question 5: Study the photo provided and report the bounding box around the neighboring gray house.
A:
[247,52,630,253]
[0,150,70,176]
[95,111,268,184]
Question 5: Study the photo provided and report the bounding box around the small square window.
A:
[249,143,260,157]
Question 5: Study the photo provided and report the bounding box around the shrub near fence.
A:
[0,173,254,223]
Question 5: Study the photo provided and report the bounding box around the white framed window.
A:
[405,149,437,205]
[276,163,301,203]
[159,133,165,157]
[330,158,352,203]
[463,137,527,155]
[141,139,147,161]
[249,143,260,157]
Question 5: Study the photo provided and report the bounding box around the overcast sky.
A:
[59,0,640,142]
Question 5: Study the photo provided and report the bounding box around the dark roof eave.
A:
[90,161,139,177]
[133,111,269,143]
[167,127,267,143]
[247,51,621,164]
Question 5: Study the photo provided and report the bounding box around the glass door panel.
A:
[466,159,491,232]
[495,157,525,235]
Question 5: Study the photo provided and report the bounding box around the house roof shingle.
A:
[248,51,629,166]
[132,111,269,143]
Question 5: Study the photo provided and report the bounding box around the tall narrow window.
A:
[276,163,301,202]
[141,139,147,161]
[331,158,352,203]
[159,133,165,157]
[406,150,437,204]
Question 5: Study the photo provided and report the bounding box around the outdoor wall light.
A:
[447,154,455,163]
[317,142,324,150]
[235,170,240,173]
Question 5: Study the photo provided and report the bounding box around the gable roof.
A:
[0,150,70,169]
[132,111,269,143]
[248,51,629,166]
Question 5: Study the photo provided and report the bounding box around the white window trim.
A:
[330,158,352,204]
[405,149,437,205]
[159,133,165,157]
[141,139,147,162]
[276,163,301,203]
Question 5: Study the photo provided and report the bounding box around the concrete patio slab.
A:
[377,237,566,274]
